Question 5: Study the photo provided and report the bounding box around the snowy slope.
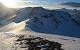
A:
[0,31,80,50]
[15,7,80,37]
[0,19,30,33]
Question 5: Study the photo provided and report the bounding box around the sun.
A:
[0,0,18,8]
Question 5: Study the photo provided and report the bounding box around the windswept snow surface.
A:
[0,19,30,33]
[0,31,80,50]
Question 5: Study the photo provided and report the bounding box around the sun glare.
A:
[0,0,18,8]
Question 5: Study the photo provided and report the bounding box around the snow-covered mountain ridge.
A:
[14,7,80,37]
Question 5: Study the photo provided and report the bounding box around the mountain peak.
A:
[15,7,80,37]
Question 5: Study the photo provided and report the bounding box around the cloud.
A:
[16,0,80,9]
[61,2,80,7]
[47,3,80,9]
[1,0,79,9]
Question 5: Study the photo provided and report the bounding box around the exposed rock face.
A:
[15,35,63,50]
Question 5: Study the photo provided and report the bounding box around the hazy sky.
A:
[0,0,80,9]
[46,0,80,3]
[18,0,80,9]
[22,0,80,3]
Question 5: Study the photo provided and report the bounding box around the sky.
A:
[44,0,80,3]
[0,0,80,9]
[19,0,80,4]
[20,0,80,3]
[18,0,80,9]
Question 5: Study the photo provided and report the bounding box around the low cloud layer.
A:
[0,0,80,9]
[16,1,80,10]
[61,2,80,7]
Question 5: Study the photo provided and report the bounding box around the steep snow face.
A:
[55,8,80,25]
[15,7,80,37]
[15,7,33,23]
[15,7,48,23]
[52,11,80,37]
